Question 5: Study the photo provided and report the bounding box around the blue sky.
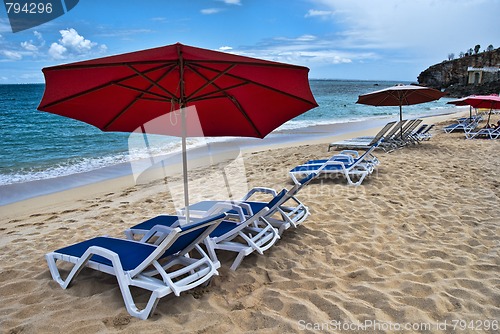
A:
[1,0,499,83]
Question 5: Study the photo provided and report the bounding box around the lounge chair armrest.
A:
[204,202,248,222]
[330,154,355,164]
[339,149,360,158]
[289,171,303,185]
[314,160,345,173]
[323,160,346,167]
[140,225,180,244]
[241,187,278,200]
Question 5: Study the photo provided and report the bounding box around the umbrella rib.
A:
[184,63,237,100]
[185,63,262,137]
[113,82,173,100]
[127,64,179,101]
[190,62,317,106]
[40,63,176,109]
[189,82,249,102]
[228,95,263,137]
[103,66,180,130]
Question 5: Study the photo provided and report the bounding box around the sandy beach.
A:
[1,110,499,333]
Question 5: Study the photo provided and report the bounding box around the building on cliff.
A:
[418,48,500,97]
[467,66,500,85]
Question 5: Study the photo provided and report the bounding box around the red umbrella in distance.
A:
[38,42,318,221]
[462,94,500,125]
[356,84,446,138]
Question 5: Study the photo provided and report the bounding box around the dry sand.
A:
[1,112,499,333]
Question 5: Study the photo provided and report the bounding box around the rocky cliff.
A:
[417,48,500,97]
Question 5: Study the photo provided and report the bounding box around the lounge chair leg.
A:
[230,252,246,271]
[204,239,219,264]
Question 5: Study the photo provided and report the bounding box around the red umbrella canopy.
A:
[447,96,472,106]
[462,94,500,109]
[462,94,500,124]
[356,84,446,107]
[38,42,318,138]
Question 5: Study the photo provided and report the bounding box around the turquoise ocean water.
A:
[0,80,456,203]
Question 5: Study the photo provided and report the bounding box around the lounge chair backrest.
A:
[420,124,434,134]
[131,213,225,275]
[358,139,382,158]
[401,119,423,138]
[413,124,427,135]
[384,120,407,140]
[343,139,381,168]
[164,214,226,256]
[265,189,288,211]
[368,121,396,145]
[298,172,317,186]
[400,119,417,134]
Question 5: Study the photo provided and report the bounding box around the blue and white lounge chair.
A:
[290,140,381,186]
[443,116,481,133]
[412,124,434,141]
[305,140,381,167]
[46,213,226,320]
[290,160,373,186]
[328,121,395,151]
[173,173,317,236]
[126,196,284,271]
[465,126,500,140]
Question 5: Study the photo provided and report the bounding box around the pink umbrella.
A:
[462,94,500,125]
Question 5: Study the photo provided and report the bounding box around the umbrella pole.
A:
[178,44,190,224]
[399,104,403,139]
[181,107,190,224]
[487,103,493,126]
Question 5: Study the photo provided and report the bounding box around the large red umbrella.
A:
[38,42,318,220]
[462,94,500,125]
[356,84,446,138]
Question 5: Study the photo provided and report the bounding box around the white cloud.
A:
[310,0,500,56]
[305,9,334,18]
[226,34,377,68]
[48,43,67,59]
[295,35,317,42]
[48,28,106,60]
[20,31,45,53]
[201,8,222,15]
[59,28,96,52]
[221,0,241,5]
[21,41,38,51]
[1,50,22,60]
[151,17,167,22]
[219,46,233,51]
[0,18,11,33]
[33,31,42,39]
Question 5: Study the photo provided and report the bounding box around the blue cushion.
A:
[55,214,225,271]
[299,172,317,185]
[209,221,239,238]
[166,214,225,255]
[54,237,156,271]
[130,215,180,231]
[265,189,287,209]
[290,163,343,173]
